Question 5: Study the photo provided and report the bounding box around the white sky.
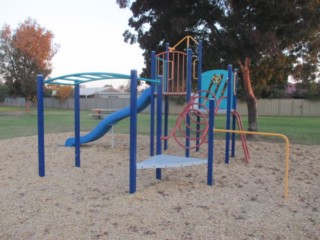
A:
[0,0,145,88]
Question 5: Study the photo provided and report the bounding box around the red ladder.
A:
[231,110,250,163]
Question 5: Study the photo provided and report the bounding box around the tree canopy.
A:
[0,18,58,108]
[47,85,74,101]
[0,81,9,101]
[118,0,320,131]
[119,0,319,89]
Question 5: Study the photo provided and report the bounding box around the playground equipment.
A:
[64,87,153,146]
[129,72,216,192]
[201,69,250,163]
[37,36,290,198]
[37,37,247,184]
[37,72,158,172]
[129,37,251,193]
[148,36,249,163]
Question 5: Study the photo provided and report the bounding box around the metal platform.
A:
[136,154,207,169]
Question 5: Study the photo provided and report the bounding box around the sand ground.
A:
[0,133,319,239]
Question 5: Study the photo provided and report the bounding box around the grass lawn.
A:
[0,106,319,145]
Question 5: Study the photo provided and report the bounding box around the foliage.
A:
[250,54,293,98]
[116,0,130,8]
[0,18,58,101]
[43,85,53,98]
[0,81,9,101]
[302,82,320,100]
[169,96,185,105]
[118,0,319,79]
[141,1,316,81]
[260,88,286,99]
[117,0,320,131]
[290,81,320,100]
[48,85,74,101]
[119,83,130,92]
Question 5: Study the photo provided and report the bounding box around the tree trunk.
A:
[25,97,30,112]
[237,57,258,132]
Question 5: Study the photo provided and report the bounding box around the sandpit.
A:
[0,133,319,239]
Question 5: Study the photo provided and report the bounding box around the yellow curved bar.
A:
[193,58,198,79]
[214,128,290,199]
[170,35,199,51]
[233,72,237,95]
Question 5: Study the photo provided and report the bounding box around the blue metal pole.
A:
[37,75,45,177]
[150,82,155,157]
[207,99,215,186]
[197,40,203,91]
[185,49,192,157]
[196,40,203,152]
[156,76,163,179]
[150,51,156,157]
[129,70,138,193]
[74,84,81,167]
[231,69,238,157]
[164,43,169,150]
[186,48,192,101]
[164,97,169,150]
[165,43,170,92]
[225,65,232,164]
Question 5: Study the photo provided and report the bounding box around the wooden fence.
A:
[3,97,320,116]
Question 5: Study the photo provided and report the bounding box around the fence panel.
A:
[279,99,294,116]
[2,97,320,116]
[292,100,303,116]
[235,101,247,116]
[302,100,320,116]
[4,97,26,106]
[257,99,278,116]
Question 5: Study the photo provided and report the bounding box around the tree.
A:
[0,80,9,101]
[48,85,74,101]
[117,0,320,132]
[119,82,131,92]
[0,18,58,111]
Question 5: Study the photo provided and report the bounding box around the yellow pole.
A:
[193,59,199,79]
[170,35,199,51]
[214,128,290,199]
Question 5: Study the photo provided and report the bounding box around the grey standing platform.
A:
[137,154,207,169]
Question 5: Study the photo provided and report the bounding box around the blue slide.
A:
[65,87,152,146]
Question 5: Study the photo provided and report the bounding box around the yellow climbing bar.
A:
[214,128,290,199]
[169,35,199,51]
[193,58,198,79]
